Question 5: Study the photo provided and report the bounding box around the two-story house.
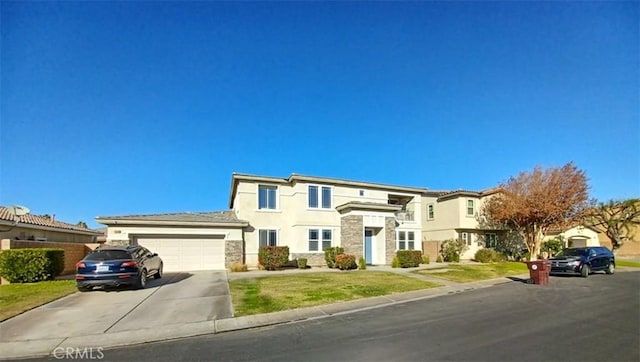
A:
[230,173,425,266]
[97,173,427,271]
[421,189,502,259]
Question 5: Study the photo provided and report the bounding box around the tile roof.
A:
[96,210,246,224]
[0,206,102,234]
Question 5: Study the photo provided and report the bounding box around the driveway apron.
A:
[0,271,232,342]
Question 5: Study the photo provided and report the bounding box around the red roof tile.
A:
[0,206,101,234]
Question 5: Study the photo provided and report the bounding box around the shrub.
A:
[391,256,400,268]
[494,252,507,262]
[297,258,307,269]
[441,239,466,262]
[396,250,422,268]
[0,248,65,283]
[422,255,430,264]
[335,254,357,270]
[474,249,498,263]
[541,236,564,257]
[358,256,367,270]
[258,246,290,270]
[324,247,344,268]
[436,255,443,263]
[230,263,248,272]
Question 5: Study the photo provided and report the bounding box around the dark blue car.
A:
[549,246,615,278]
[75,245,163,291]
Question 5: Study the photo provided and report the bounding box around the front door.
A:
[364,229,373,264]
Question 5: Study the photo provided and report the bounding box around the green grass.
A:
[229,271,439,316]
[0,280,77,321]
[617,260,640,268]
[413,262,529,283]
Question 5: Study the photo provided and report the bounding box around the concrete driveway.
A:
[0,271,232,342]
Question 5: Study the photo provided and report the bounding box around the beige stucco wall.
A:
[233,179,423,266]
[597,224,640,256]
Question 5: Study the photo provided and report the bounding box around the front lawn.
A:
[617,260,640,268]
[0,280,77,321]
[229,271,439,316]
[413,262,529,283]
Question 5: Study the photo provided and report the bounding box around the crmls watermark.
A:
[52,347,105,360]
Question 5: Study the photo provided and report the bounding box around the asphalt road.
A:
[35,271,640,362]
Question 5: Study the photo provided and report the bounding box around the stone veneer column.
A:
[341,215,364,257]
[385,217,396,264]
[225,239,244,267]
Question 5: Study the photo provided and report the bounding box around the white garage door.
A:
[135,235,226,272]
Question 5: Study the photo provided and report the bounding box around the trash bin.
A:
[524,260,551,285]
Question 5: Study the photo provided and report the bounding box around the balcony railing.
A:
[395,211,414,221]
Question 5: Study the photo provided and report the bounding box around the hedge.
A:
[324,247,344,268]
[258,246,290,270]
[0,248,65,283]
[474,249,506,263]
[396,250,422,268]
[335,254,357,270]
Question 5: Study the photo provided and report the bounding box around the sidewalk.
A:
[0,265,527,360]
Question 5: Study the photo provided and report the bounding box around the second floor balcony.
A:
[394,210,415,221]
[389,194,416,222]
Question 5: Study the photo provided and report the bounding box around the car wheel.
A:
[154,263,163,279]
[137,269,147,289]
[581,264,590,278]
[77,286,91,292]
[605,262,615,275]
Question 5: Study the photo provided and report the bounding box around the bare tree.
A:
[482,162,592,261]
[587,199,640,251]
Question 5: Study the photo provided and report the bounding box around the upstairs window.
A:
[258,185,277,210]
[308,186,318,208]
[467,199,475,216]
[308,185,332,209]
[427,204,435,220]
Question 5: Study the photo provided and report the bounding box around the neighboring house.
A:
[543,225,601,248]
[0,206,102,243]
[422,189,501,259]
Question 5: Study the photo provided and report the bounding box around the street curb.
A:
[8,270,635,360]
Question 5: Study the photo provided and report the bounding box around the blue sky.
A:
[1,1,638,228]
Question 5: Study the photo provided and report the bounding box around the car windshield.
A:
[559,249,587,257]
[85,250,132,261]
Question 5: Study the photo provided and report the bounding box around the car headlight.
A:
[567,261,580,266]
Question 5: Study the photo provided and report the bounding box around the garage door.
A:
[135,235,226,272]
